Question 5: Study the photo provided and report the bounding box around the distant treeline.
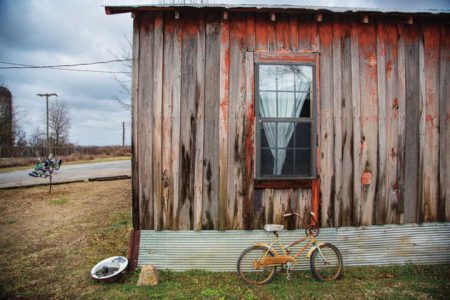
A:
[0,145,131,159]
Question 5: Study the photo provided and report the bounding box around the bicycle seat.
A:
[264,224,284,232]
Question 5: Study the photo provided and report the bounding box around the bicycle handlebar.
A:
[283,211,319,237]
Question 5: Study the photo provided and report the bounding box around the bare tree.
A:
[109,34,132,110]
[49,101,71,147]
[29,127,46,148]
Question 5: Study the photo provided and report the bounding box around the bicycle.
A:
[237,212,343,285]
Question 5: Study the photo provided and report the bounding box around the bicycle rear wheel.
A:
[237,246,276,285]
[310,243,343,281]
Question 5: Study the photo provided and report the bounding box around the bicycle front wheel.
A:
[237,246,275,285]
[310,243,343,281]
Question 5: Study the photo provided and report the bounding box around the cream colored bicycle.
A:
[237,212,343,284]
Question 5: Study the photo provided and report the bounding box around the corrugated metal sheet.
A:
[105,3,450,15]
[138,223,450,271]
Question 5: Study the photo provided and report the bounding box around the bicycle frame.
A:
[254,231,325,268]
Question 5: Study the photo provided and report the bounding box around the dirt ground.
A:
[0,180,131,298]
[1,180,449,299]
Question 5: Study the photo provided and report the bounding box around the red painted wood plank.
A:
[375,18,388,225]
[403,23,420,223]
[171,15,183,229]
[421,22,440,222]
[332,18,343,227]
[138,14,155,230]
[358,21,378,226]
[318,19,335,227]
[288,14,299,51]
[275,13,290,51]
[350,19,362,227]
[153,13,164,230]
[244,52,255,229]
[298,15,311,51]
[384,21,401,224]
[255,13,268,51]
[218,18,230,230]
[162,13,175,229]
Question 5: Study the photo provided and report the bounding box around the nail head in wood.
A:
[361,15,369,23]
[405,16,413,25]
[315,13,323,22]
[174,11,180,19]
[270,12,276,22]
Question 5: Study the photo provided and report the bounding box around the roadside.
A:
[0,159,131,189]
[0,156,131,173]
[0,180,448,298]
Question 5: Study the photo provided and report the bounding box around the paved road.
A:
[0,160,131,188]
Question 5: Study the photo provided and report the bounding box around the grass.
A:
[0,180,449,299]
[48,197,69,205]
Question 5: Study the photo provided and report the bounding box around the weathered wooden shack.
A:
[106,4,450,232]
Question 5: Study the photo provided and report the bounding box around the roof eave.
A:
[104,5,450,16]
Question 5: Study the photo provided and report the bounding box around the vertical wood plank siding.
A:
[132,11,450,230]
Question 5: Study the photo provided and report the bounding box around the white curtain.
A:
[260,81,310,175]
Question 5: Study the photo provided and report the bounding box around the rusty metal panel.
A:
[138,223,450,271]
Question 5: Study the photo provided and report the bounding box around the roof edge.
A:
[104,4,450,16]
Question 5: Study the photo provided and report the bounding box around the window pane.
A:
[261,122,277,149]
[259,65,276,90]
[280,149,294,176]
[295,66,313,89]
[261,148,275,176]
[295,123,311,148]
[259,92,277,118]
[295,149,311,176]
[297,92,311,118]
[278,92,296,118]
[277,122,295,148]
[276,65,295,90]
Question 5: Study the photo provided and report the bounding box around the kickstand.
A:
[285,264,292,281]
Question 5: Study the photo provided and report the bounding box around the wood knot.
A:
[361,171,373,186]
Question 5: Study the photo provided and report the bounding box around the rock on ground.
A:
[137,265,159,286]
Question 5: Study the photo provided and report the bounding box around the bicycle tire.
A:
[237,246,276,285]
[310,243,343,282]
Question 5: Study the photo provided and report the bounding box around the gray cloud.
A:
[1,0,132,145]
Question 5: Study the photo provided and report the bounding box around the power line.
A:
[0,59,131,69]
[0,59,132,73]
[1,63,130,74]
[0,63,130,74]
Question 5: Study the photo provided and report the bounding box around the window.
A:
[256,63,316,179]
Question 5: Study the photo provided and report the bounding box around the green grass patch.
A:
[108,212,130,231]
[88,265,450,299]
[48,197,69,205]
[0,219,16,225]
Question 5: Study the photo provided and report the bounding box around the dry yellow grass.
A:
[0,180,131,298]
[1,180,449,299]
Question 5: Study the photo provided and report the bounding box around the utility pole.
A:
[37,93,57,154]
[122,122,125,146]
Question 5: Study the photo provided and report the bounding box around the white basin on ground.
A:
[91,256,128,281]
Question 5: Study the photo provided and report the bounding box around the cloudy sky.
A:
[0,0,448,146]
